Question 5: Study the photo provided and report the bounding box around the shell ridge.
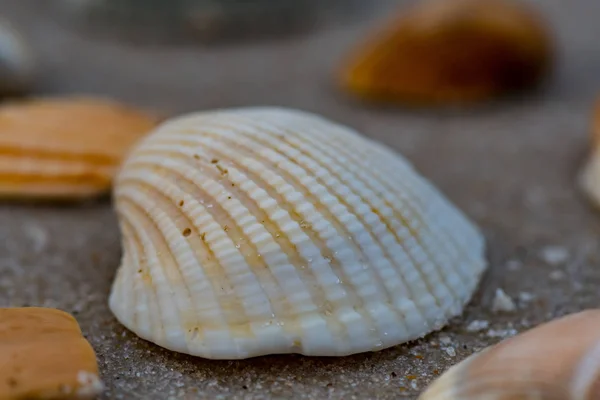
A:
[271,128,451,326]
[120,171,251,355]
[117,216,165,344]
[133,138,372,354]
[116,201,188,353]
[372,142,484,250]
[118,194,201,355]
[114,219,155,343]
[136,152,327,351]
[366,138,484,248]
[238,114,464,314]
[216,116,417,343]
[364,143,486,279]
[129,149,351,355]
[122,215,166,344]
[148,147,348,354]
[143,128,396,352]
[316,137,484,314]
[148,160,311,352]
[342,142,483,308]
[320,131,482,290]
[118,176,256,357]
[217,115,446,336]
[284,117,475,316]
[122,156,324,355]
[117,223,138,330]
[123,223,154,345]
[246,114,463,318]
[255,112,469,284]
[167,123,388,349]
[207,111,484,328]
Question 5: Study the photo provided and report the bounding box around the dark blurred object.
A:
[56,0,368,45]
[338,0,554,107]
[0,18,34,96]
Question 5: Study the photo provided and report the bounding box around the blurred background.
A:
[4,0,598,116]
[4,0,600,398]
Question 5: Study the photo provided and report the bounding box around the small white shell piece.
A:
[419,310,600,400]
[109,107,487,359]
[579,147,600,208]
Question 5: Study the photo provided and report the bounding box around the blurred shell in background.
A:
[339,0,554,106]
[0,18,34,96]
[109,107,487,359]
[0,96,159,201]
[579,99,600,209]
[56,0,371,45]
[418,310,600,400]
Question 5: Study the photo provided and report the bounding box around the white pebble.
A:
[549,270,565,281]
[540,246,569,266]
[505,259,522,271]
[518,292,535,303]
[439,335,452,345]
[491,288,516,313]
[23,222,47,253]
[443,347,456,357]
[410,380,419,390]
[486,328,518,338]
[466,320,490,332]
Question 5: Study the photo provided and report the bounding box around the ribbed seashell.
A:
[419,310,600,400]
[579,100,600,208]
[338,0,553,106]
[0,96,158,200]
[109,107,487,359]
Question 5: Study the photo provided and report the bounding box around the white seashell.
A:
[418,309,600,400]
[579,147,600,208]
[579,99,600,209]
[109,107,487,359]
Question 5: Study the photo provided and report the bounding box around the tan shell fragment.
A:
[579,100,600,208]
[0,307,103,400]
[0,96,158,201]
[339,0,553,106]
[109,107,487,359]
[419,309,600,400]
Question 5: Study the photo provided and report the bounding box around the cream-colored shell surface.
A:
[418,310,600,400]
[109,107,487,359]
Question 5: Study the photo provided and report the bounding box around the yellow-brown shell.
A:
[339,0,553,106]
[0,307,103,399]
[0,96,158,200]
[419,310,600,399]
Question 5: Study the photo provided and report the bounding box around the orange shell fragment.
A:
[0,96,159,200]
[0,307,103,400]
[339,0,553,106]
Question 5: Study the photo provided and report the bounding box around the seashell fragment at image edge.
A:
[109,107,487,359]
